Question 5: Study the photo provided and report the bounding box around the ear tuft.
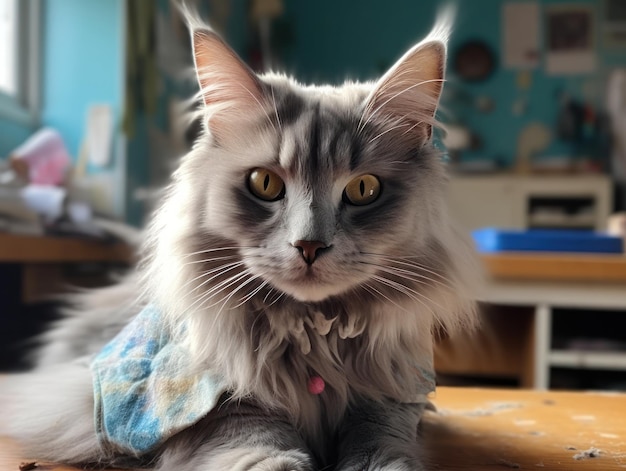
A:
[191,29,267,139]
[363,28,448,143]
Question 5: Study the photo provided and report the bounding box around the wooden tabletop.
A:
[0,233,134,264]
[425,387,625,470]
[1,387,624,470]
[481,252,626,283]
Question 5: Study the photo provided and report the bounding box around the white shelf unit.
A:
[549,350,626,370]
[482,280,626,389]
[447,174,612,231]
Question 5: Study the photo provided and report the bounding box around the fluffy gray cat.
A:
[0,11,478,471]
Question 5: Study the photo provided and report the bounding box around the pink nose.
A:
[293,240,328,265]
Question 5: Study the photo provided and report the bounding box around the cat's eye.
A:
[248,168,285,201]
[343,174,381,206]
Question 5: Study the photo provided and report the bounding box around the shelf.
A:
[528,214,596,228]
[549,350,626,370]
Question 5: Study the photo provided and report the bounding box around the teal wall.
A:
[278,0,626,167]
[42,0,124,159]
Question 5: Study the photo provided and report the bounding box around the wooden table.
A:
[1,387,624,470]
[0,233,134,303]
[481,252,626,283]
[0,233,134,264]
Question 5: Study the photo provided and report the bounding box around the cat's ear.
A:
[363,36,446,143]
[192,29,266,139]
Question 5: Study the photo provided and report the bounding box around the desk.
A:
[0,233,134,264]
[0,233,134,303]
[1,387,624,470]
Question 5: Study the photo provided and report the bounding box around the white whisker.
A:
[367,122,411,144]
[266,291,285,307]
[182,255,239,266]
[370,274,439,316]
[359,78,445,133]
[360,282,411,313]
[401,119,425,136]
[182,261,246,293]
[201,271,261,337]
[181,246,249,258]
[210,271,263,314]
[188,270,250,312]
[239,83,277,133]
[234,279,269,308]
[263,288,275,304]
[362,261,451,291]
[361,252,454,284]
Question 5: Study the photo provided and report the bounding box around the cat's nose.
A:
[293,240,329,265]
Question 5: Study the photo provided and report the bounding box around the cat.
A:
[0,9,478,471]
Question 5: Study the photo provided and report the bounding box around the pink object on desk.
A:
[9,128,71,186]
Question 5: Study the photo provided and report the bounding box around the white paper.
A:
[503,2,540,69]
[86,104,114,167]
[546,52,596,75]
[21,184,66,221]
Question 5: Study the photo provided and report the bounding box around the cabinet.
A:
[484,277,626,390]
[447,175,612,231]
[435,259,626,390]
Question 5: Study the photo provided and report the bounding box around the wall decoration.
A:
[453,40,496,82]
[516,122,551,174]
[545,4,596,75]
[602,0,626,48]
[503,2,540,69]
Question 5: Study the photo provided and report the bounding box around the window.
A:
[0,0,17,95]
[0,0,40,125]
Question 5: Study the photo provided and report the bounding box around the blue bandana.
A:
[91,305,435,455]
[91,305,226,454]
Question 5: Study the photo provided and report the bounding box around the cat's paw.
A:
[338,455,426,471]
[212,448,313,471]
[244,449,313,471]
[247,454,311,471]
[161,446,313,471]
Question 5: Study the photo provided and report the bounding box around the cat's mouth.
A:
[243,248,369,302]
[268,265,361,302]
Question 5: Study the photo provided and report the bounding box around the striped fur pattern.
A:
[0,10,478,471]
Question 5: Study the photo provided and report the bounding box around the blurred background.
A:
[1,0,626,390]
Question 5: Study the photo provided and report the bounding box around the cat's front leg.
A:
[156,400,315,471]
[335,400,428,471]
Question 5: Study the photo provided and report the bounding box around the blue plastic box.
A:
[472,228,623,254]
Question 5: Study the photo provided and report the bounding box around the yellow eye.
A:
[343,174,381,206]
[248,168,285,201]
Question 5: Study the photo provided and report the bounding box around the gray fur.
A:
[157,401,315,471]
[336,401,429,471]
[0,12,478,471]
[35,275,142,367]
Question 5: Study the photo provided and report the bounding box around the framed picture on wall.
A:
[545,4,596,75]
[602,0,626,48]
